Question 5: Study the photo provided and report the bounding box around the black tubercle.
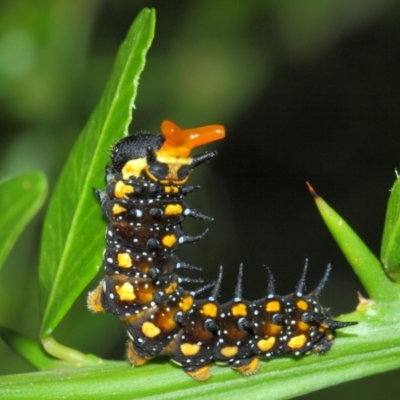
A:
[190,150,219,170]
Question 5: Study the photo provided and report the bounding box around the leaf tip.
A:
[306,181,320,200]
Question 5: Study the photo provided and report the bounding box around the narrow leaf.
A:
[307,182,399,302]
[39,9,156,337]
[381,174,400,273]
[0,171,47,270]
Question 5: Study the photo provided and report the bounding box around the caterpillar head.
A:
[111,120,225,184]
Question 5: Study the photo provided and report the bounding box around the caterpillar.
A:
[87,120,357,381]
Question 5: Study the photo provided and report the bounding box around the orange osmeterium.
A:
[158,120,225,158]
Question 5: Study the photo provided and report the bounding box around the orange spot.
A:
[220,346,238,358]
[257,337,276,352]
[298,321,310,331]
[231,303,247,317]
[180,343,201,356]
[297,299,309,311]
[115,282,135,301]
[201,303,218,318]
[287,334,307,349]
[158,120,225,158]
[112,204,127,214]
[179,296,193,312]
[165,281,178,294]
[266,300,280,312]
[114,181,134,198]
[165,204,183,215]
[142,322,161,338]
[162,234,177,248]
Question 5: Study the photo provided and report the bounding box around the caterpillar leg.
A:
[126,340,153,366]
[87,283,105,313]
[184,364,212,381]
[230,356,260,376]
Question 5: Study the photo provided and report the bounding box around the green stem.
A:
[41,336,103,366]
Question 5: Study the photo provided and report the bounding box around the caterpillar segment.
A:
[87,120,357,381]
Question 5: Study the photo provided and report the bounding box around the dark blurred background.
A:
[1,0,399,398]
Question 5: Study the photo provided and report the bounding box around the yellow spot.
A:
[117,253,132,268]
[231,303,247,317]
[297,299,309,311]
[266,300,280,312]
[114,181,134,198]
[180,343,201,356]
[162,234,177,248]
[319,323,329,332]
[112,204,127,214]
[165,281,178,294]
[141,322,161,338]
[115,282,136,301]
[257,337,276,352]
[287,334,307,349]
[186,364,211,381]
[165,204,183,215]
[122,158,148,180]
[179,296,193,312]
[201,303,218,318]
[298,321,309,331]
[220,346,238,358]
[164,186,179,193]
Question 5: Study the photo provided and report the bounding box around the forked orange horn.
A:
[158,120,225,158]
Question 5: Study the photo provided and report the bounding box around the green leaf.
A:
[381,174,400,273]
[39,9,156,337]
[0,171,47,270]
[0,327,69,371]
[2,321,400,400]
[307,183,399,303]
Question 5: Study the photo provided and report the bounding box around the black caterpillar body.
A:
[87,120,357,381]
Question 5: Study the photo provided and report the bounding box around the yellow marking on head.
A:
[201,303,218,318]
[121,158,148,180]
[231,303,247,317]
[179,296,193,312]
[233,357,260,376]
[141,321,161,338]
[220,346,238,358]
[164,186,179,193]
[186,364,211,381]
[162,234,177,248]
[115,282,136,301]
[297,299,309,311]
[117,253,132,268]
[298,321,309,331]
[287,334,307,350]
[180,343,201,356]
[165,204,183,215]
[114,181,134,199]
[112,204,127,214]
[256,337,276,352]
[266,300,280,312]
